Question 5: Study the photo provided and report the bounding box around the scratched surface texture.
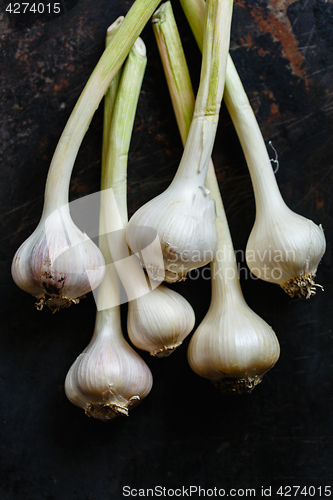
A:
[1,0,333,498]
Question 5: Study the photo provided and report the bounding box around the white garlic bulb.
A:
[246,203,326,298]
[128,283,195,356]
[126,183,217,283]
[188,279,280,393]
[188,163,280,394]
[224,55,326,298]
[126,0,233,283]
[65,306,153,421]
[11,208,105,312]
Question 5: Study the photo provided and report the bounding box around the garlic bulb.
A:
[128,284,195,356]
[246,203,326,298]
[65,304,153,421]
[126,184,217,283]
[188,287,280,393]
[126,0,234,283]
[223,56,326,298]
[11,4,162,310]
[11,208,105,312]
[188,164,280,394]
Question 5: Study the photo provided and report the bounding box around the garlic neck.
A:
[206,161,244,303]
[224,55,285,214]
[210,217,244,305]
[92,306,122,341]
[171,111,218,188]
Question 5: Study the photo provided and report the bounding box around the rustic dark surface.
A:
[1,0,333,498]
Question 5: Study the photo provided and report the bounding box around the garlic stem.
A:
[102,33,195,356]
[64,36,153,421]
[127,0,233,283]
[101,17,124,188]
[180,0,326,298]
[103,37,147,228]
[102,37,151,302]
[170,0,233,185]
[154,1,280,392]
[223,57,286,212]
[152,2,195,147]
[41,0,161,216]
[179,0,287,209]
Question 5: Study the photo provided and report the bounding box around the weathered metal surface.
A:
[0,0,332,497]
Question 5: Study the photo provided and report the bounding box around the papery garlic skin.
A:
[188,281,280,393]
[65,307,153,421]
[11,209,105,312]
[128,284,195,356]
[246,204,326,298]
[223,55,326,299]
[126,183,217,283]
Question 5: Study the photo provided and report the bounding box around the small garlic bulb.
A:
[223,55,326,299]
[65,307,153,421]
[188,163,280,394]
[126,183,217,283]
[11,208,105,312]
[246,204,326,298]
[188,286,280,393]
[128,284,195,357]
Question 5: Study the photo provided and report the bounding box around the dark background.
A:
[1,0,332,498]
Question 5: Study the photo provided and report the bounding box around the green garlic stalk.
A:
[154,1,280,393]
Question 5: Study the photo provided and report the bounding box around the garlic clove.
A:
[126,184,218,283]
[127,284,195,356]
[65,308,153,421]
[246,204,326,299]
[11,209,105,312]
[187,292,280,394]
